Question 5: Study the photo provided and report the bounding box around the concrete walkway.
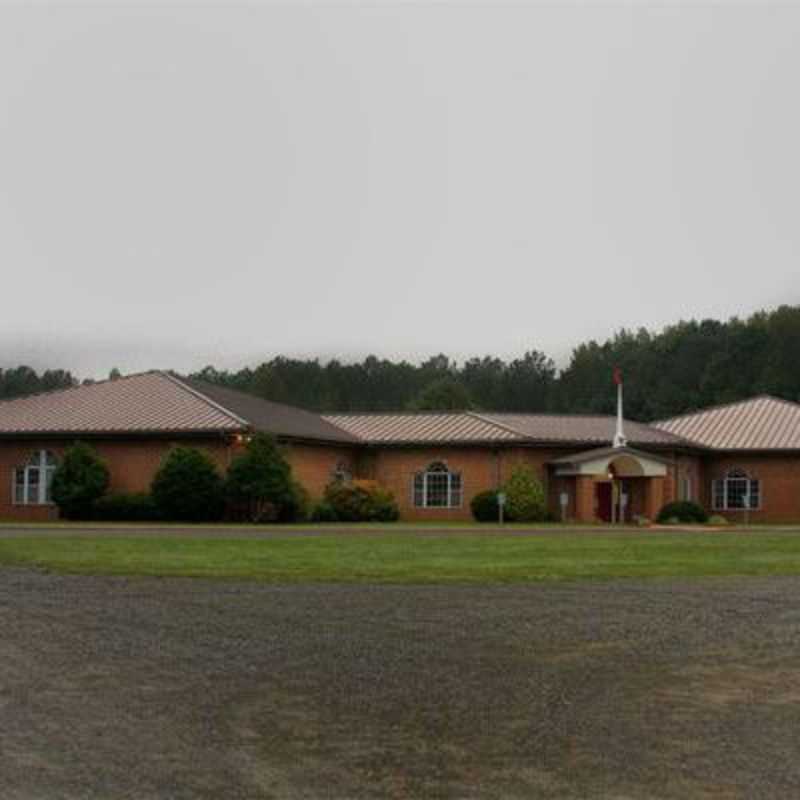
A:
[0,522,796,538]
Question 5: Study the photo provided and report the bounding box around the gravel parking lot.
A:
[3,569,800,799]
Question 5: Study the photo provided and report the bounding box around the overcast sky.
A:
[1,2,797,379]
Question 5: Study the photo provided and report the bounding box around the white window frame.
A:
[13,450,58,506]
[413,462,462,509]
[680,475,693,502]
[712,468,761,512]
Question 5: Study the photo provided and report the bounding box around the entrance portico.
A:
[551,446,670,523]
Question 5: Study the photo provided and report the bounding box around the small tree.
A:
[502,465,546,522]
[225,434,295,522]
[51,443,110,520]
[151,447,225,522]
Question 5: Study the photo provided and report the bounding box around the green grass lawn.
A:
[2,531,800,582]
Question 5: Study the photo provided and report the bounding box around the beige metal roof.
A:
[477,413,686,447]
[655,395,800,450]
[324,410,686,447]
[0,372,245,435]
[323,412,524,444]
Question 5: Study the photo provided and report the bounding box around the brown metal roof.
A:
[655,395,800,450]
[183,379,359,444]
[323,412,525,444]
[0,372,245,435]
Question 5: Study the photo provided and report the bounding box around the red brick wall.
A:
[0,437,233,521]
[700,453,800,523]
[283,443,358,501]
[3,435,797,524]
[363,446,574,521]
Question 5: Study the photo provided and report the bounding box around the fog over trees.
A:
[3,305,800,421]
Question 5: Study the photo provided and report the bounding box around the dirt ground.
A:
[2,570,800,799]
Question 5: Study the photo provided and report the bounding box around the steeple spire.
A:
[613,367,627,448]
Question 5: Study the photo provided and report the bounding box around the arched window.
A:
[413,462,462,509]
[712,468,761,511]
[13,451,58,506]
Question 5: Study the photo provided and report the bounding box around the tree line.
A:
[3,305,800,421]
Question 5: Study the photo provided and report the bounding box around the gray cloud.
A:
[1,3,797,378]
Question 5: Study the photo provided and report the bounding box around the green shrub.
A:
[277,481,310,523]
[93,492,160,522]
[656,501,708,524]
[707,514,730,526]
[323,481,399,523]
[502,466,547,522]
[51,443,110,520]
[471,490,501,522]
[151,447,225,522]
[635,515,651,527]
[226,434,296,522]
[310,501,339,523]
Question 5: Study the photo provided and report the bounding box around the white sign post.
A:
[559,492,569,522]
[497,492,506,525]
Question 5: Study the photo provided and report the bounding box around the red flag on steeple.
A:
[613,367,623,386]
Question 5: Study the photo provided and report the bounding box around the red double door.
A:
[596,482,629,523]
[596,482,613,522]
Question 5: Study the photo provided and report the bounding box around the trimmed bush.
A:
[151,447,225,522]
[707,514,730,526]
[502,466,547,522]
[93,492,160,522]
[277,481,310,523]
[310,500,339,523]
[226,434,296,522]
[51,443,110,520]
[323,480,399,523]
[471,490,501,522]
[656,501,708,525]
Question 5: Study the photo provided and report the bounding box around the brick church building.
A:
[1,371,798,523]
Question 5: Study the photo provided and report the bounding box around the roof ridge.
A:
[653,394,798,427]
[324,410,475,418]
[0,369,163,406]
[186,377,336,421]
[160,372,250,429]
[467,410,527,439]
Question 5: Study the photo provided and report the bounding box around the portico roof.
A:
[550,445,669,477]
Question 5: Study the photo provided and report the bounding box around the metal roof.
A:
[654,395,800,450]
[324,410,687,447]
[0,372,245,435]
[323,412,525,444]
[481,413,688,447]
[183,379,359,444]
[0,372,356,442]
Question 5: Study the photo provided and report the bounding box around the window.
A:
[331,461,352,484]
[413,462,462,509]
[13,451,57,506]
[679,475,693,502]
[712,468,761,511]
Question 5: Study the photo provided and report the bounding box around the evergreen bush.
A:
[470,490,500,522]
[502,466,547,522]
[93,492,160,522]
[151,447,225,522]
[51,443,110,520]
[656,501,708,524]
[225,434,296,522]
